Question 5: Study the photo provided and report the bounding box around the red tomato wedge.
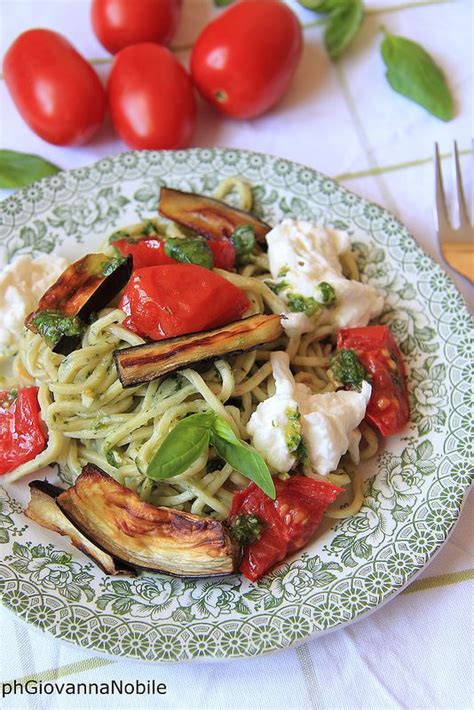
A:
[114,238,177,269]
[114,236,236,271]
[0,388,47,475]
[119,264,249,340]
[208,239,236,271]
[337,326,410,437]
[230,477,343,582]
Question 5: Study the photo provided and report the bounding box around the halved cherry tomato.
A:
[92,0,182,54]
[3,29,106,146]
[0,388,47,475]
[230,477,343,581]
[119,264,249,340]
[114,238,177,269]
[208,239,236,270]
[191,0,302,119]
[337,326,410,437]
[108,43,196,149]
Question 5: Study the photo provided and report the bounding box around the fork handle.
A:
[441,243,474,282]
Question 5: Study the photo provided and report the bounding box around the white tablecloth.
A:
[1,1,473,708]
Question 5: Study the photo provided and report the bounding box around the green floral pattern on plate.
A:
[0,149,472,662]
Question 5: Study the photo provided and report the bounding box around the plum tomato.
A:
[91,0,182,54]
[3,29,106,146]
[190,0,302,119]
[107,43,196,149]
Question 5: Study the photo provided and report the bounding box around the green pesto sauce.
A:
[231,224,255,265]
[231,514,265,546]
[285,408,302,454]
[286,293,320,317]
[315,281,336,306]
[330,348,369,390]
[31,310,84,348]
[268,279,289,295]
[164,236,213,269]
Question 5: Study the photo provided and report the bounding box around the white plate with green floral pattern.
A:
[0,149,472,663]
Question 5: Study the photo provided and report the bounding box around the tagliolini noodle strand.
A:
[6,177,378,520]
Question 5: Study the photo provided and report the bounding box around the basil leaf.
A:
[0,150,60,188]
[211,415,240,444]
[210,417,276,499]
[147,411,215,480]
[381,31,454,121]
[164,236,213,269]
[325,0,364,60]
[214,0,234,5]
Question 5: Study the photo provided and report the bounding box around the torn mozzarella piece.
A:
[247,352,371,476]
[246,352,300,472]
[265,219,384,336]
[0,254,69,350]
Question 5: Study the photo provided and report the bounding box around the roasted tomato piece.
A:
[114,237,177,269]
[208,238,236,270]
[230,477,342,581]
[337,325,410,437]
[0,387,47,475]
[119,264,249,340]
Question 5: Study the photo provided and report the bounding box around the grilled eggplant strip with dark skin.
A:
[56,465,239,577]
[25,252,132,355]
[158,187,271,244]
[25,480,134,576]
[114,313,283,387]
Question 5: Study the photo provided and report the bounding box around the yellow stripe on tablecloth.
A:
[335,147,472,182]
[402,568,474,595]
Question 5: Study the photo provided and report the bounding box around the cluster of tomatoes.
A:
[3,0,302,150]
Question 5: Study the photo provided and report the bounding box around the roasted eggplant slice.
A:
[25,480,134,576]
[25,253,132,354]
[114,313,283,387]
[159,187,271,243]
[57,465,239,577]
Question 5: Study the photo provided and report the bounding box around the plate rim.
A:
[0,147,472,663]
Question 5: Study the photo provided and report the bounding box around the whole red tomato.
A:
[108,43,196,149]
[91,0,182,54]
[191,0,302,119]
[3,29,106,146]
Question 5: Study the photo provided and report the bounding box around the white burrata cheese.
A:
[247,351,371,476]
[266,219,384,336]
[0,254,68,349]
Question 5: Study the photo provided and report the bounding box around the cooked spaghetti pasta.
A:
[6,178,379,520]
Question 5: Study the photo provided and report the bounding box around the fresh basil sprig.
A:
[324,0,364,60]
[297,0,364,60]
[147,412,215,480]
[381,30,454,121]
[146,411,276,499]
[0,150,60,188]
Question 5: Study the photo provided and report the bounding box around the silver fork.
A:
[434,141,473,283]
